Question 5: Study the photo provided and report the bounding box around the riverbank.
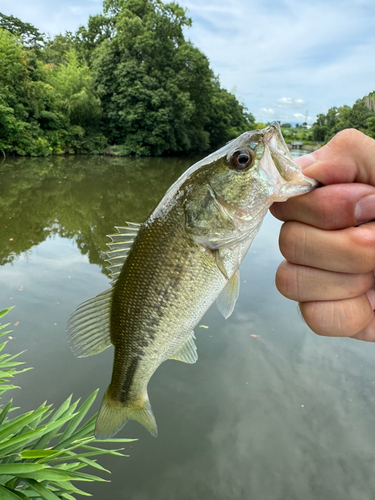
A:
[287,143,322,152]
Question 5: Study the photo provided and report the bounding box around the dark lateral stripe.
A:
[119,357,139,403]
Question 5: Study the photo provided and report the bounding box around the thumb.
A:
[295,129,375,186]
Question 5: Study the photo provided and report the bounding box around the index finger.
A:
[300,129,375,186]
[270,183,375,230]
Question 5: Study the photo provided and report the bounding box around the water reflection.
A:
[0,155,195,269]
[1,152,375,500]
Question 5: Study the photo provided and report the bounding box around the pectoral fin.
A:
[213,249,229,279]
[169,332,198,364]
[216,269,240,319]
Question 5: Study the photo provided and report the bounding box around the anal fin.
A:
[170,332,198,364]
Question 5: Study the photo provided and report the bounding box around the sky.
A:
[1,0,375,124]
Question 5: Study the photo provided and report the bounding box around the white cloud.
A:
[277,97,305,106]
[259,108,275,115]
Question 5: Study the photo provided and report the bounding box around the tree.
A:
[88,0,253,155]
[311,96,375,144]
[42,32,76,66]
[1,2,254,156]
[0,29,105,155]
[0,12,44,48]
[207,81,255,147]
[367,115,375,139]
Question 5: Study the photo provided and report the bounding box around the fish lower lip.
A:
[278,177,318,199]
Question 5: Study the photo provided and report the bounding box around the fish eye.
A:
[230,148,254,171]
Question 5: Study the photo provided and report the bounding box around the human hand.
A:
[270,129,375,341]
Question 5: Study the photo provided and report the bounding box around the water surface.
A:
[1,153,375,500]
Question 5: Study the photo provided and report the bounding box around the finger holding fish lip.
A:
[270,183,375,230]
[271,129,375,228]
[270,129,375,341]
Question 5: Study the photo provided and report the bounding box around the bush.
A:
[0,307,134,499]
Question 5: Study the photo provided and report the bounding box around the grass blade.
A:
[0,485,28,500]
[59,390,98,442]
[23,479,61,500]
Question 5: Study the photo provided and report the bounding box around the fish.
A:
[67,122,317,439]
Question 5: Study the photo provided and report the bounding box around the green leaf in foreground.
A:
[0,307,136,499]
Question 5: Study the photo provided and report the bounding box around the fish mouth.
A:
[261,122,318,201]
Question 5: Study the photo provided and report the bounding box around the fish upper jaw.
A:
[258,125,319,202]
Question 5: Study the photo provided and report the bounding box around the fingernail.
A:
[355,195,375,223]
[295,154,316,169]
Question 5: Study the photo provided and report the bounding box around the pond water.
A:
[1,152,375,500]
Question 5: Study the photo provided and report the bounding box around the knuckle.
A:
[347,272,375,297]
[332,128,366,148]
[279,221,305,263]
[275,261,298,299]
[319,194,338,229]
[299,301,324,335]
[347,225,375,270]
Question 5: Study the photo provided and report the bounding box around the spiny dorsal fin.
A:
[216,269,240,319]
[67,288,113,358]
[106,222,141,284]
[169,332,198,364]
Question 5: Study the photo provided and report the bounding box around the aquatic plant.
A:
[0,307,134,500]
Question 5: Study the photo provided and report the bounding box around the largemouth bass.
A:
[67,122,317,438]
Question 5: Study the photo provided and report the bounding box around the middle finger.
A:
[279,221,375,273]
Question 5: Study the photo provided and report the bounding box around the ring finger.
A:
[276,261,374,302]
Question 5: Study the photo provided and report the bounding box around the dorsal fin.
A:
[105,222,141,284]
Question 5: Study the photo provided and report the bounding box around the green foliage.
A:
[311,95,375,143]
[280,125,312,144]
[41,34,76,67]
[367,115,375,139]
[206,81,255,147]
[0,1,253,156]
[0,307,134,500]
[89,0,253,155]
[0,29,105,156]
[0,13,44,48]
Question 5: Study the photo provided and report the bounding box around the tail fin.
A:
[94,389,158,439]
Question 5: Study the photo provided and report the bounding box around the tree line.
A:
[278,93,375,145]
[310,93,375,143]
[0,0,255,157]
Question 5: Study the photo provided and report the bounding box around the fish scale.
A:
[67,122,317,438]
